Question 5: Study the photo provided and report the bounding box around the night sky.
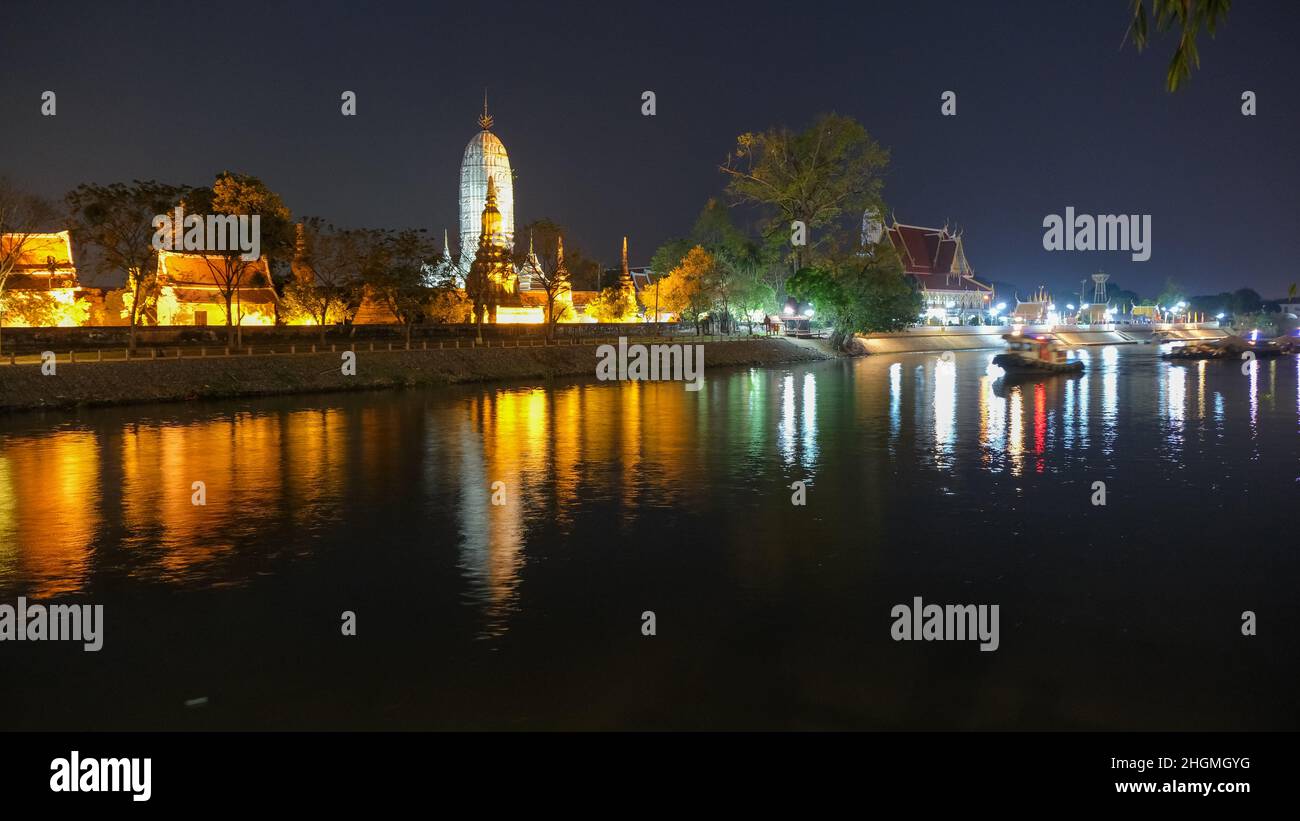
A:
[3,0,1298,298]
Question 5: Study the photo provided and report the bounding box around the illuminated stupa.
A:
[468,175,521,323]
[459,94,514,272]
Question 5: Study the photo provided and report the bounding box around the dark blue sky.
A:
[3,0,1298,297]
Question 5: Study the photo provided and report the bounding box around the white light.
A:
[1216,312,1225,319]
[1067,304,1075,311]
[783,306,793,315]
[996,302,1006,311]
[804,308,814,317]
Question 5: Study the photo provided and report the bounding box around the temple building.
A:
[0,230,89,327]
[468,175,539,323]
[884,219,994,324]
[1010,286,1055,325]
[459,96,514,273]
[153,250,278,326]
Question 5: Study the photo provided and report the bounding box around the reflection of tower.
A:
[1092,272,1109,304]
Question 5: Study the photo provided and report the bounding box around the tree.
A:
[731,268,777,334]
[2,290,89,327]
[1125,0,1233,91]
[364,228,436,348]
[283,218,366,343]
[655,246,717,334]
[1230,287,1262,315]
[788,240,920,350]
[1156,277,1185,308]
[720,113,889,272]
[187,172,293,346]
[0,178,58,352]
[65,180,189,349]
[515,220,579,338]
[586,285,640,323]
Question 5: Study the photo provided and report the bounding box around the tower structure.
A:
[1092,272,1109,304]
[468,175,517,323]
[459,93,514,272]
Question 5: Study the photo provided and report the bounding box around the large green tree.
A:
[720,113,889,273]
[788,240,920,350]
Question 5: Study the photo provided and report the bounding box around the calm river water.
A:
[1,346,1297,730]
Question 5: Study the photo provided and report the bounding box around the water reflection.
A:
[0,432,101,597]
[933,358,956,467]
[1,347,1296,637]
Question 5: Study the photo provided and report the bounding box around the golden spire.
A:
[478,89,494,130]
[621,236,629,275]
[556,234,565,265]
[479,175,502,245]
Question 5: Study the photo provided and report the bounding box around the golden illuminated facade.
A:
[154,250,277,327]
[0,230,89,327]
[469,176,538,323]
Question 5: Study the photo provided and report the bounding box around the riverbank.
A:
[0,337,841,414]
[856,324,1228,354]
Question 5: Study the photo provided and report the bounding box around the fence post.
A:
[290,345,296,355]
[70,350,76,364]
[150,348,157,359]
[201,347,206,358]
[97,349,103,362]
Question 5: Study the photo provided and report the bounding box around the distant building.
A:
[0,230,88,327]
[154,250,277,326]
[884,220,993,323]
[1011,287,1054,324]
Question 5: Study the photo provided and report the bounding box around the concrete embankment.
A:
[858,324,1228,354]
[0,338,837,414]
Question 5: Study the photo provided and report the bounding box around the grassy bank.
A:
[0,337,840,414]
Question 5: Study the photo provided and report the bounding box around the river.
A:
[1,346,1297,729]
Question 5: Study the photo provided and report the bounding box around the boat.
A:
[1161,334,1289,361]
[992,333,1084,373]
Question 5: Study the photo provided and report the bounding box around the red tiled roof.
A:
[886,221,992,294]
